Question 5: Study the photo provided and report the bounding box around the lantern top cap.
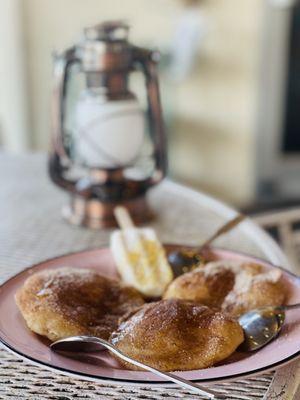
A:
[84,21,130,42]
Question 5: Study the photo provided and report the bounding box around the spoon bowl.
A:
[238,303,300,352]
[238,307,285,352]
[51,335,105,353]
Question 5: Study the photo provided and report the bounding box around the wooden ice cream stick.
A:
[114,206,135,230]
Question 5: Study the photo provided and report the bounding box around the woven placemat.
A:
[0,153,276,399]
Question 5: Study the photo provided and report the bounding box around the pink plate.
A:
[0,246,300,386]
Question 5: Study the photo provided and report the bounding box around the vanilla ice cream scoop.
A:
[110,207,173,297]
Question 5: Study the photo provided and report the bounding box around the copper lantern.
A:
[49,21,167,228]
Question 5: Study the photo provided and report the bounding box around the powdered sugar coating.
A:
[15,267,144,341]
[164,260,286,316]
[111,299,244,371]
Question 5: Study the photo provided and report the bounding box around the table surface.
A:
[0,153,291,399]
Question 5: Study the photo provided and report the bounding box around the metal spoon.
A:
[168,214,246,277]
[239,303,300,351]
[51,336,225,399]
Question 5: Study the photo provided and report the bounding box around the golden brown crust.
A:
[164,261,286,316]
[110,299,244,371]
[15,267,144,341]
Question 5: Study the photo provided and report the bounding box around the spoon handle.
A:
[100,339,223,399]
[282,303,300,311]
[198,214,246,250]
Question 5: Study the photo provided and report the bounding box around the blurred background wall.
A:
[0,0,30,151]
[0,0,269,207]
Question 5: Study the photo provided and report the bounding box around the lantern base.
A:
[62,195,154,229]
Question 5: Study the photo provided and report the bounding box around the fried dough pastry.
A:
[164,260,286,316]
[110,299,244,371]
[15,267,144,341]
